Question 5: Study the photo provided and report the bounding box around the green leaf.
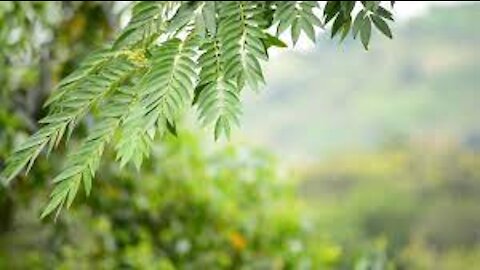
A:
[263,33,287,49]
[195,11,207,38]
[360,16,372,50]
[66,177,81,208]
[214,117,225,140]
[301,9,323,27]
[41,190,66,219]
[217,1,266,91]
[167,2,201,34]
[42,88,134,218]
[113,2,163,49]
[292,18,301,45]
[331,14,343,38]
[52,165,83,183]
[340,16,352,42]
[376,6,394,21]
[340,2,355,18]
[352,10,366,39]
[324,1,340,24]
[300,17,316,42]
[363,1,380,11]
[197,37,242,139]
[83,171,92,197]
[203,1,217,35]
[116,36,198,168]
[371,14,392,38]
[166,119,178,137]
[274,1,320,44]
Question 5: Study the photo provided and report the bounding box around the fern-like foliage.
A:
[1,50,135,184]
[217,1,268,91]
[42,88,136,218]
[274,1,323,44]
[0,1,396,218]
[116,35,199,169]
[196,38,242,139]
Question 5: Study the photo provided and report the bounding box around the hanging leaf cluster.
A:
[0,1,395,218]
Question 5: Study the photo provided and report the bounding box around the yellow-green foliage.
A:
[300,143,480,269]
[0,132,331,269]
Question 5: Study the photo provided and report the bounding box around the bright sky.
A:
[287,1,468,52]
[393,1,465,20]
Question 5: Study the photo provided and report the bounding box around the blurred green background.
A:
[1,2,480,269]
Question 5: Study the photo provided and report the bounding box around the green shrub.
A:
[0,133,340,269]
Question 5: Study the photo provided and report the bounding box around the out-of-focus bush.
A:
[301,142,480,269]
[0,132,342,269]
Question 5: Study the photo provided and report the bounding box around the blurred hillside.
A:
[239,3,480,160]
[237,3,480,269]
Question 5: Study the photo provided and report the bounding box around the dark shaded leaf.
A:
[263,33,288,49]
[360,16,372,50]
[371,14,392,38]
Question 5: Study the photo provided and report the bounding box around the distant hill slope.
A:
[238,3,480,160]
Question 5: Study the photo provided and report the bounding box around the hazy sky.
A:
[286,1,467,52]
[393,1,465,20]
